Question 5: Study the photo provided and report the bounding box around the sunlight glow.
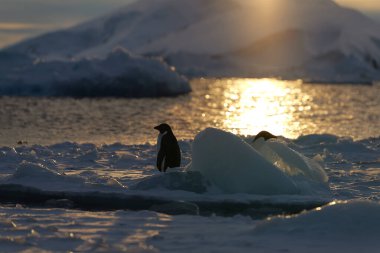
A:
[335,0,380,12]
[222,79,303,138]
[0,23,53,31]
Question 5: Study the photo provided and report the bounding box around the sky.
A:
[0,0,379,49]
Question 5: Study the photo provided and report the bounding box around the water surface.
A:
[0,78,379,146]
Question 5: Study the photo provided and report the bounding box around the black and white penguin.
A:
[253,131,277,142]
[154,123,181,172]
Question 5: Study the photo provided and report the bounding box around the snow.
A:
[2,128,332,204]
[0,130,379,251]
[0,132,378,208]
[3,0,380,82]
[0,200,378,252]
[8,161,125,192]
[0,48,191,97]
[252,200,380,252]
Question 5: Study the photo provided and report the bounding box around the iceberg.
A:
[251,137,328,184]
[0,48,191,97]
[189,128,330,195]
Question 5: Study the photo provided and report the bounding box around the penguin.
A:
[253,130,277,142]
[154,123,181,172]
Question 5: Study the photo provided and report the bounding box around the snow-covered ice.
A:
[0,130,379,252]
[0,201,379,252]
[0,132,378,208]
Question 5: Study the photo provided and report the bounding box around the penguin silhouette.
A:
[253,131,277,142]
[154,123,181,172]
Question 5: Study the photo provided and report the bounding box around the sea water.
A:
[0,78,379,252]
[0,78,379,145]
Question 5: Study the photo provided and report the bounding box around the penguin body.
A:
[154,123,181,172]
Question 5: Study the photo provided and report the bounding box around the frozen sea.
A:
[0,78,379,252]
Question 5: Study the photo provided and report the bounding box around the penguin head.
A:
[154,123,173,134]
[253,131,277,142]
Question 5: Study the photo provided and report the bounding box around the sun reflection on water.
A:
[221,78,303,138]
[0,78,378,145]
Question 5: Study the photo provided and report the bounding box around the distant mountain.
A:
[4,0,380,82]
